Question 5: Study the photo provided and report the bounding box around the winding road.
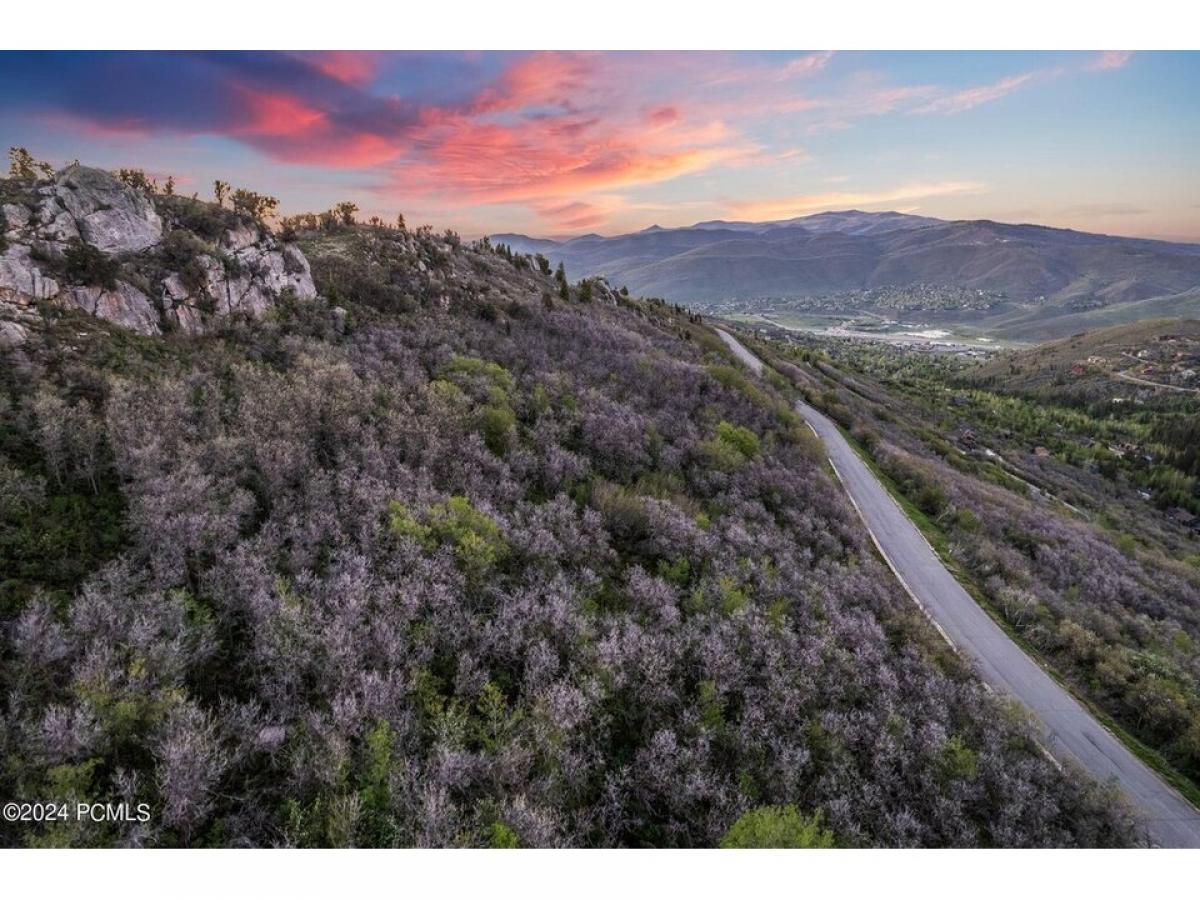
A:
[715,327,1200,848]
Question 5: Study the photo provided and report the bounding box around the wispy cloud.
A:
[913,73,1036,115]
[1090,50,1134,71]
[0,50,1179,236]
[775,51,835,80]
[731,180,987,221]
[1059,202,1148,217]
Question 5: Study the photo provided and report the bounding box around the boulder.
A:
[2,203,31,233]
[281,245,317,300]
[0,244,60,304]
[36,197,81,243]
[61,281,161,335]
[53,166,162,254]
[223,222,261,252]
[0,319,29,348]
[171,303,205,336]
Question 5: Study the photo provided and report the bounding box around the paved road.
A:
[715,327,1200,848]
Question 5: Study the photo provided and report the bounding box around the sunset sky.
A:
[1,50,1197,241]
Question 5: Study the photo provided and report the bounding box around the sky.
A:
[1,50,1197,241]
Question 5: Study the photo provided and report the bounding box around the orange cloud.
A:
[731,180,986,220]
[406,113,744,206]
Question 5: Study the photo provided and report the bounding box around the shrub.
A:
[720,806,835,848]
[438,355,514,395]
[716,421,760,459]
[939,735,979,782]
[159,230,210,293]
[914,481,947,517]
[699,421,761,472]
[475,403,516,456]
[391,496,509,581]
[64,240,120,289]
[489,822,520,848]
[231,188,278,221]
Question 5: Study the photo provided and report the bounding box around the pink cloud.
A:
[231,88,327,138]
[533,199,618,229]
[1091,50,1134,71]
[646,105,680,126]
[776,51,835,80]
[305,51,383,86]
[470,51,602,114]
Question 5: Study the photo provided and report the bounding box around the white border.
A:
[1,0,1197,49]
[4,848,1199,899]
[3,6,1198,895]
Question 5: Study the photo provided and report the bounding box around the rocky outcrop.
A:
[1,244,61,303]
[60,281,161,335]
[1,164,318,346]
[50,165,162,253]
[160,225,317,333]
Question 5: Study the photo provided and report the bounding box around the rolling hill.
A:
[494,212,1200,338]
[971,317,1200,399]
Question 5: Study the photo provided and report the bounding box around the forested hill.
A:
[0,161,1138,847]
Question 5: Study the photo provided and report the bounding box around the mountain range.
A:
[494,211,1200,338]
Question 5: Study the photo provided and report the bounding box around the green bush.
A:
[939,734,980,782]
[915,481,947,517]
[716,421,760,458]
[699,421,761,472]
[64,240,120,290]
[475,402,516,457]
[719,805,835,848]
[438,355,514,395]
[489,821,520,848]
[390,496,509,581]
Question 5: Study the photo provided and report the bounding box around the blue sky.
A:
[1,51,1196,240]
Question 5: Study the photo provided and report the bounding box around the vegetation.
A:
[0,203,1144,848]
[719,805,835,848]
[753,322,1200,795]
[8,146,54,180]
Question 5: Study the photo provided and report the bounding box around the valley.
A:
[497,212,1200,341]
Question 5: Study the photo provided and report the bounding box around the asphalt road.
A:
[715,327,1200,848]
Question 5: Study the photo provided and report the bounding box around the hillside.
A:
[973,318,1200,399]
[0,161,1141,848]
[495,212,1200,338]
[743,324,1200,806]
